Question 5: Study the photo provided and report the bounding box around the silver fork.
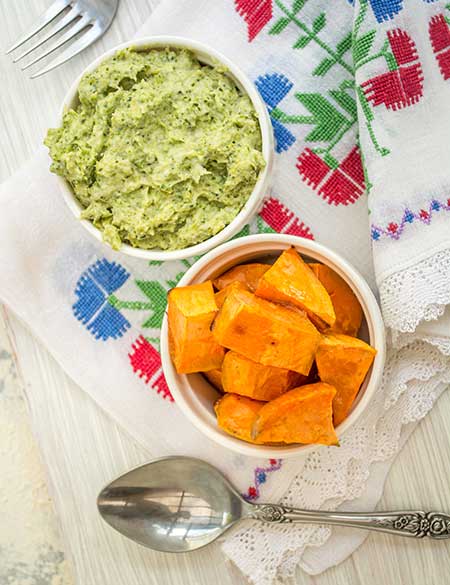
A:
[6,0,119,78]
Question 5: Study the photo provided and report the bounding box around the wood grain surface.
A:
[1,1,450,583]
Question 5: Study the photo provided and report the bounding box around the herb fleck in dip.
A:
[45,47,265,250]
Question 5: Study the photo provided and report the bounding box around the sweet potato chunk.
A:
[255,247,335,327]
[212,288,321,375]
[168,281,225,374]
[316,334,376,426]
[221,351,305,401]
[252,382,338,445]
[203,369,223,391]
[214,263,270,292]
[215,393,264,443]
[309,264,362,336]
[215,282,246,309]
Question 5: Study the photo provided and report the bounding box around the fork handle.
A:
[250,504,450,539]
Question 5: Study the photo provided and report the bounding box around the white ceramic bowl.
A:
[56,36,274,261]
[161,234,386,458]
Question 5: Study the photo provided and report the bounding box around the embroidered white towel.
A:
[1,1,450,583]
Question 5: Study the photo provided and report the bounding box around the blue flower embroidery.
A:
[368,0,436,23]
[404,210,414,223]
[369,0,404,22]
[255,73,296,154]
[73,259,131,340]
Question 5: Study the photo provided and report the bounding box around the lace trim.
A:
[379,248,450,333]
[392,331,450,356]
[223,346,450,584]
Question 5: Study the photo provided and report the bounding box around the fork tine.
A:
[22,14,91,72]
[6,0,71,54]
[13,4,82,63]
[30,22,103,78]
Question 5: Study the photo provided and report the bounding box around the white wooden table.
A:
[1,1,450,583]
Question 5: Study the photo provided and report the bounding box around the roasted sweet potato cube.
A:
[213,263,270,292]
[316,334,376,426]
[212,288,321,375]
[203,368,223,391]
[255,247,336,327]
[215,393,265,443]
[252,382,338,445]
[221,351,304,401]
[309,263,362,336]
[168,281,225,374]
[215,282,246,309]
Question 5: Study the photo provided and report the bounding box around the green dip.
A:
[45,47,265,250]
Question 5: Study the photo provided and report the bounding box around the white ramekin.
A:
[55,36,274,261]
[161,234,386,459]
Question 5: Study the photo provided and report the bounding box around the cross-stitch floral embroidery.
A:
[429,13,450,81]
[297,146,365,205]
[244,459,283,500]
[128,336,174,401]
[361,29,423,111]
[73,259,131,340]
[371,198,450,241]
[255,73,296,153]
[234,0,273,41]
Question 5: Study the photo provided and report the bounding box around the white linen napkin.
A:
[1,1,450,583]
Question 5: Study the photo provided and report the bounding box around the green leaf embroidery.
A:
[356,85,390,156]
[292,0,308,13]
[274,0,353,75]
[295,93,348,142]
[312,57,335,77]
[146,336,161,350]
[328,89,357,118]
[359,149,373,193]
[269,16,291,34]
[166,271,185,288]
[323,153,339,169]
[257,216,276,233]
[353,30,376,64]
[271,106,314,124]
[232,224,251,239]
[385,51,397,71]
[312,13,326,34]
[293,35,311,48]
[148,260,163,266]
[135,280,168,328]
[336,32,353,56]
[356,86,373,122]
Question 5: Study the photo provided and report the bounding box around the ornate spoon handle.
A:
[251,504,450,539]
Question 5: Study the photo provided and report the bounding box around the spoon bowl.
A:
[97,457,250,552]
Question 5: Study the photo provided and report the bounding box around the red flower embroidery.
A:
[387,222,398,233]
[129,336,174,402]
[296,146,365,206]
[389,28,417,64]
[429,14,450,81]
[234,0,273,41]
[260,197,314,239]
[152,372,173,401]
[361,29,423,111]
[248,486,257,498]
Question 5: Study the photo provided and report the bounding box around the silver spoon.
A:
[97,456,450,552]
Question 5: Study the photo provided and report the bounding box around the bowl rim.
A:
[54,35,274,261]
[160,234,386,459]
